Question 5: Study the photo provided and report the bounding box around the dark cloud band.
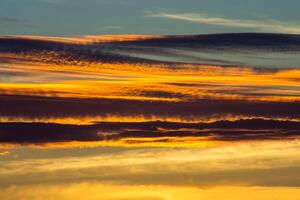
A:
[1,33,300,67]
[1,119,300,144]
[1,95,300,120]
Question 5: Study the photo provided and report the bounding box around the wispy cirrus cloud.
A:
[148,13,300,34]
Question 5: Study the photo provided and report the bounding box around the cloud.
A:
[1,33,300,72]
[148,13,300,34]
[1,34,300,144]
[1,140,300,188]
[1,119,300,146]
[1,95,300,125]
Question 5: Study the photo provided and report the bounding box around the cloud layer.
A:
[1,34,300,147]
[1,119,300,146]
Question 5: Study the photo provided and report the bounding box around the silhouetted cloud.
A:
[1,119,300,145]
[1,33,300,67]
[1,95,300,122]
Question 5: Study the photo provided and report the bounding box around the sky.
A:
[1,1,300,199]
[1,0,300,36]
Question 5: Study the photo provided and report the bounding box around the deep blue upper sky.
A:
[1,0,300,36]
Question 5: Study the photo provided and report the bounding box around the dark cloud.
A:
[117,33,300,51]
[0,122,100,143]
[1,119,300,144]
[1,33,300,67]
[0,37,168,65]
[1,95,300,121]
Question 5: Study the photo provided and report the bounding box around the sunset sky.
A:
[1,1,300,200]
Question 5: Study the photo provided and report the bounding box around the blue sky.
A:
[1,0,300,36]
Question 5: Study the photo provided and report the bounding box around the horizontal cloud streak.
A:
[2,95,300,124]
[2,140,300,188]
[149,13,300,34]
[1,119,300,146]
[1,33,300,145]
[1,33,300,69]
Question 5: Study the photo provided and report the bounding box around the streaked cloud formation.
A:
[149,13,300,34]
[1,140,300,199]
[0,32,300,199]
[1,0,300,198]
[1,119,300,147]
[0,33,300,148]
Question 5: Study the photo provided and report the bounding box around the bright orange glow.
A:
[2,25,300,200]
[0,34,162,44]
[1,115,299,125]
[0,137,226,149]
[1,55,300,102]
[1,184,300,200]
